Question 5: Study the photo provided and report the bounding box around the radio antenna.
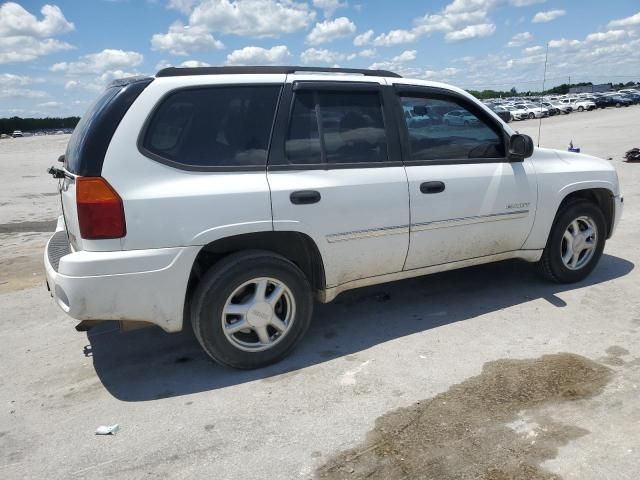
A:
[537,42,549,147]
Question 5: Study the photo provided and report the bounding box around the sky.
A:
[1,0,639,117]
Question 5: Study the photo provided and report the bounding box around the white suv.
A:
[45,66,623,369]
[560,98,596,112]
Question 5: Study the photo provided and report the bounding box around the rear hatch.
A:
[59,77,152,251]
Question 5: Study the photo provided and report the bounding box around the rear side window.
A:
[285,90,389,165]
[141,86,281,169]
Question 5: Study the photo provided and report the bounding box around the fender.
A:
[523,179,616,250]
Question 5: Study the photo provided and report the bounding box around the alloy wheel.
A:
[221,277,296,352]
[560,216,598,271]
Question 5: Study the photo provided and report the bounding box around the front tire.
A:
[191,251,313,369]
[537,200,606,283]
[578,106,584,112]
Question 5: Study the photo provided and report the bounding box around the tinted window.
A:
[285,92,321,164]
[142,86,280,168]
[285,90,388,165]
[400,95,505,161]
[66,78,152,176]
[66,87,119,173]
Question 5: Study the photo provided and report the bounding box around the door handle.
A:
[420,181,445,194]
[290,190,321,205]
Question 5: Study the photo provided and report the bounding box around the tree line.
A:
[0,116,80,135]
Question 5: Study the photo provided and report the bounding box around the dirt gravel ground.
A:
[1,106,639,479]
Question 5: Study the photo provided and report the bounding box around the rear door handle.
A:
[420,181,445,194]
[290,190,321,205]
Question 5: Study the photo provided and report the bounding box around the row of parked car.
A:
[485,87,640,122]
[1,129,73,139]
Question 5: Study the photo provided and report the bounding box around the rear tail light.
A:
[76,177,126,239]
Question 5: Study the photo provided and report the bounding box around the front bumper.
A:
[44,216,199,332]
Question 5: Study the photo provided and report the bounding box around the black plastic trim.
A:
[137,83,283,172]
[156,65,401,78]
[68,78,153,176]
[293,81,380,91]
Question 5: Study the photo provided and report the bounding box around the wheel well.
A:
[559,188,614,238]
[186,231,326,308]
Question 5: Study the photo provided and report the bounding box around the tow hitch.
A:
[47,166,67,179]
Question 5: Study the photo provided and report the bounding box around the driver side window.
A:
[399,94,505,161]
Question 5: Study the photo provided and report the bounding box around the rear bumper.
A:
[44,216,199,332]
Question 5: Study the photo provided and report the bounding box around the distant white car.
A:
[504,105,529,121]
[442,109,478,126]
[514,103,548,119]
[403,105,431,127]
[560,98,596,112]
[12,130,23,137]
[542,101,572,114]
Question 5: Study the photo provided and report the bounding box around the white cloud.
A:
[306,17,356,44]
[37,101,63,109]
[154,59,212,68]
[0,36,73,64]
[99,70,141,85]
[0,2,74,37]
[0,3,74,64]
[151,21,223,55]
[225,45,291,65]
[370,0,497,46]
[178,59,211,67]
[445,23,495,41]
[0,87,47,98]
[507,31,532,47]
[607,12,640,29]
[0,73,42,87]
[532,9,566,23]
[373,29,418,47]
[509,0,546,6]
[523,45,544,55]
[312,0,347,18]
[189,0,315,37]
[51,49,144,75]
[548,38,580,49]
[358,48,377,58]
[353,29,373,46]
[300,47,355,64]
[167,0,197,14]
[391,50,417,63]
[584,30,628,43]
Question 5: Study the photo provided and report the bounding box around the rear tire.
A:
[537,200,606,283]
[528,112,535,119]
[191,250,314,369]
[578,106,584,112]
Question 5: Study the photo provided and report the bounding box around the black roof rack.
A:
[156,65,402,78]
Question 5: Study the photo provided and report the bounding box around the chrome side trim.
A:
[316,249,544,303]
[326,224,409,243]
[411,210,529,232]
[325,210,530,243]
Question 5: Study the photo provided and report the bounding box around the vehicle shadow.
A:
[87,254,633,401]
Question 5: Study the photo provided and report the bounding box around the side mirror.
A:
[508,133,534,161]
